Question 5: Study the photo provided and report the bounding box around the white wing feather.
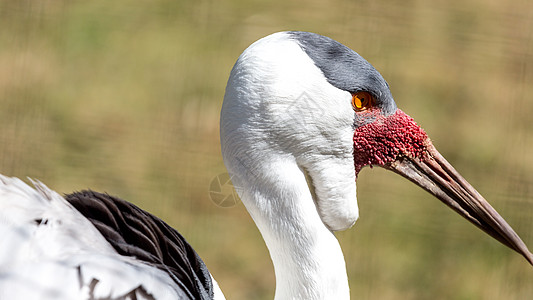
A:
[0,175,183,300]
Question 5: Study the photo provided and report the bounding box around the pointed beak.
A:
[353,109,533,265]
[387,143,533,265]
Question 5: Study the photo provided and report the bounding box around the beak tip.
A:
[525,251,533,267]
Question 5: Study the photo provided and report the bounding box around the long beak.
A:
[386,143,533,265]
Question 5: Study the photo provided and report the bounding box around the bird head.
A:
[220,31,533,265]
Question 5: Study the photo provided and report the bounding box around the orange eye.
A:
[351,91,374,111]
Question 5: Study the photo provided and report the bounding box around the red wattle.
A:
[353,109,429,174]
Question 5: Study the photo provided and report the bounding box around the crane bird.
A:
[0,31,532,300]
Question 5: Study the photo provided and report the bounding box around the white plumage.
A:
[221,32,357,299]
[0,175,186,300]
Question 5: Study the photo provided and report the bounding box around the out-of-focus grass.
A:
[1,0,532,299]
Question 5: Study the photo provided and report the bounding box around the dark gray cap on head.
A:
[288,31,397,115]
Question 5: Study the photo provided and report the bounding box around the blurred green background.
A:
[1,0,532,299]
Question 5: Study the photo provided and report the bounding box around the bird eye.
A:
[351,91,374,111]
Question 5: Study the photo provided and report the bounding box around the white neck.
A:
[231,158,349,300]
[220,31,360,299]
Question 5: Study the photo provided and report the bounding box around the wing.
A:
[65,190,216,300]
[0,175,220,300]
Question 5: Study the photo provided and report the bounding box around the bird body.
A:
[1,31,532,299]
[0,176,222,300]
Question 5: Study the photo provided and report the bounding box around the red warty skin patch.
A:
[353,109,430,175]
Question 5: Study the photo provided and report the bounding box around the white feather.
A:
[0,175,188,300]
[221,32,358,300]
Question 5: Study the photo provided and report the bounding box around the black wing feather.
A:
[65,190,214,300]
